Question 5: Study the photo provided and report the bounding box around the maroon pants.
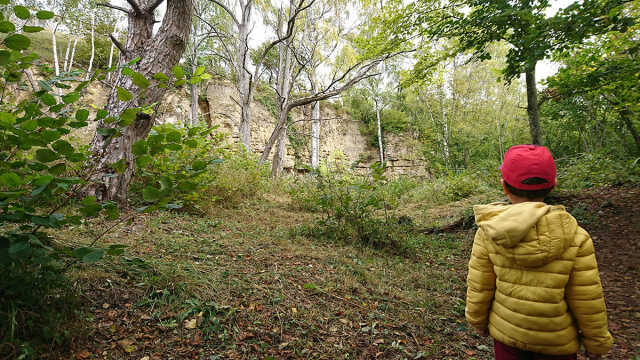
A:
[494,340,577,360]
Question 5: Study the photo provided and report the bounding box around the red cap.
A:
[501,145,556,190]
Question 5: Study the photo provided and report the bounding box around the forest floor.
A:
[49,186,639,360]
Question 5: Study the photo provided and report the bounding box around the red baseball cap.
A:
[500,145,556,190]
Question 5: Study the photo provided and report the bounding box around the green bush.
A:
[289,164,419,255]
[204,149,270,206]
[556,153,640,190]
[131,124,227,212]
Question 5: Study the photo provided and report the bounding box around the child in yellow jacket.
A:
[465,145,613,360]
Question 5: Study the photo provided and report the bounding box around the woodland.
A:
[0,0,639,359]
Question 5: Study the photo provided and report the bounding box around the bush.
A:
[204,149,270,206]
[289,164,419,255]
[556,153,640,190]
[131,124,227,212]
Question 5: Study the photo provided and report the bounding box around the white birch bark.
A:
[62,36,71,72]
[375,102,384,166]
[68,38,78,72]
[85,13,95,81]
[107,41,115,82]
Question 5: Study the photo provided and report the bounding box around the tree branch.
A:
[208,0,240,27]
[98,2,130,14]
[124,0,142,14]
[147,0,164,12]
[109,34,128,57]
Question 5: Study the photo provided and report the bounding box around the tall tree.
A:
[366,0,635,145]
[205,0,314,149]
[87,0,193,204]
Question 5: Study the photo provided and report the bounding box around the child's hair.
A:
[504,177,554,199]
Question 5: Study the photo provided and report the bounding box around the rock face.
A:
[79,80,428,175]
[203,80,379,172]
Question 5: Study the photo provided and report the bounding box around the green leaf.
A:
[110,159,127,174]
[166,130,182,143]
[0,50,10,65]
[79,196,102,217]
[172,66,185,79]
[116,87,133,101]
[106,244,127,256]
[82,249,104,262]
[152,72,169,82]
[96,109,108,120]
[194,66,205,76]
[23,25,44,33]
[61,91,81,104]
[40,93,56,106]
[8,241,29,255]
[0,172,22,187]
[174,79,186,87]
[119,108,137,125]
[131,71,150,89]
[52,140,74,155]
[97,127,117,137]
[136,155,152,167]
[0,21,15,33]
[35,148,59,163]
[4,34,29,50]
[13,6,30,20]
[192,160,207,171]
[48,163,66,175]
[142,186,163,202]
[75,109,89,121]
[121,67,134,76]
[184,139,198,148]
[177,181,197,192]
[132,140,148,156]
[127,57,141,65]
[36,10,54,20]
[0,112,15,128]
[165,143,182,151]
[0,0,8,5]
[20,119,37,131]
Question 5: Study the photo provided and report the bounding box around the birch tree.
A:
[204,0,314,149]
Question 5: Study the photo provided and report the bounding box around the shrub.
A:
[130,124,227,212]
[556,153,640,190]
[204,149,270,206]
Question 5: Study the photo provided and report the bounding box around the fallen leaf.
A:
[373,338,384,345]
[291,307,297,314]
[102,303,110,309]
[75,349,90,359]
[140,357,150,360]
[117,339,136,353]
[184,318,197,329]
[339,318,349,324]
[465,350,476,356]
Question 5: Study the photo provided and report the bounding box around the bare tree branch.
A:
[98,2,130,14]
[208,0,240,27]
[123,0,142,14]
[109,34,128,56]
[147,0,164,12]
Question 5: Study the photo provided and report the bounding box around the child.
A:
[465,145,613,360]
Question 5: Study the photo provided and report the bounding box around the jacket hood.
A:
[473,202,578,267]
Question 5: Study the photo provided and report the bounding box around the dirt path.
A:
[550,187,640,359]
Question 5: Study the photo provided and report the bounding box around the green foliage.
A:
[203,149,270,207]
[131,124,227,212]
[289,163,418,255]
[556,153,640,190]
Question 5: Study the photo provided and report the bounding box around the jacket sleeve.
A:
[566,233,613,355]
[465,229,496,330]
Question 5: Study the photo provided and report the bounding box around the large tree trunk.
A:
[272,124,288,177]
[525,66,542,145]
[237,14,252,149]
[87,0,193,205]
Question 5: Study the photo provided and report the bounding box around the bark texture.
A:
[525,66,542,145]
[88,0,193,205]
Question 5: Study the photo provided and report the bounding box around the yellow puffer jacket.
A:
[465,202,613,356]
